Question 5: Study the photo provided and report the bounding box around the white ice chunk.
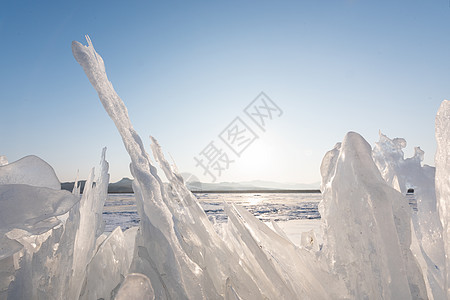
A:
[373,132,445,298]
[224,203,345,299]
[1,197,81,299]
[223,202,298,299]
[269,220,290,242]
[80,226,129,300]
[123,226,138,270]
[73,36,265,299]
[72,171,81,196]
[0,235,25,297]
[149,137,266,298]
[73,36,208,299]
[114,273,154,300]
[224,277,241,300]
[0,184,79,234]
[0,155,60,190]
[320,132,427,299]
[372,133,407,189]
[0,148,109,299]
[0,156,8,166]
[0,145,111,299]
[300,230,319,252]
[435,99,450,298]
[69,147,110,299]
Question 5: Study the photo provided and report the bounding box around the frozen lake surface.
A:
[103,192,417,248]
[103,192,322,233]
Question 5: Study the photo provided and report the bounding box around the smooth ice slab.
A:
[0,184,79,234]
[0,155,61,190]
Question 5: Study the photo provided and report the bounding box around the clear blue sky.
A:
[1,0,450,184]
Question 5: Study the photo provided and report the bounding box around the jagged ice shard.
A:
[71,35,450,299]
[1,35,449,299]
[72,35,343,299]
[70,147,111,298]
[72,36,254,299]
[373,132,445,299]
[319,132,427,299]
[0,148,112,300]
[435,100,450,298]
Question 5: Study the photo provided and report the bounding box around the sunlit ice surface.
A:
[102,192,322,232]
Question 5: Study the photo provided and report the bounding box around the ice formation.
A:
[74,36,266,298]
[0,155,61,189]
[0,155,8,166]
[435,100,450,298]
[0,184,78,233]
[0,181,79,298]
[72,36,344,298]
[320,132,427,299]
[115,273,155,300]
[0,149,116,299]
[373,132,445,299]
[70,36,450,299]
[80,226,129,300]
[70,148,110,298]
[1,35,449,299]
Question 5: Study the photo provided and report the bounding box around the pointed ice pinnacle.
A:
[73,35,205,299]
[72,35,270,299]
[69,147,110,299]
[435,100,450,298]
[320,132,427,299]
[373,132,445,299]
[73,35,447,299]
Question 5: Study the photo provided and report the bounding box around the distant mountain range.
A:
[61,177,320,194]
[61,177,134,194]
[185,180,320,192]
